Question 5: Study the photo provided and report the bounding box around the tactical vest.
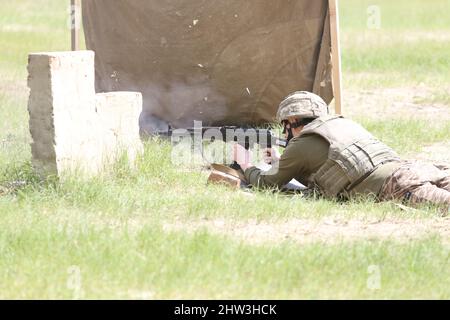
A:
[300,115,400,197]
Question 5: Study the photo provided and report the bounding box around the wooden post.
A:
[71,0,80,51]
[329,0,343,115]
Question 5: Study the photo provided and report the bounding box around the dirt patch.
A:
[163,217,450,245]
[409,140,450,163]
[0,24,57,34]
[343,86,450,121]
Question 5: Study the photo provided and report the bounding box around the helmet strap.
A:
[282,121,295,143]
[283,118,315,143]
[286,127,294,143]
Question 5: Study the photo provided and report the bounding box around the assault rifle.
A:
[155,126,288,150]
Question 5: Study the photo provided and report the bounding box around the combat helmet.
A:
[276,91,329,122]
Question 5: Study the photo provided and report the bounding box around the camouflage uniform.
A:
[379,161,450,210]
[254,91,450,213]
[250,92,402,198]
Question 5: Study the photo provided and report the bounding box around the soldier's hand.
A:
[263,148,281,164]
[232,144,253,171]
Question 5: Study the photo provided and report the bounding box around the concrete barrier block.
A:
[95,92,144,163]
[27,51,143,177]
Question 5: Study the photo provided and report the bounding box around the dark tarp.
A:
[82,0,333,133]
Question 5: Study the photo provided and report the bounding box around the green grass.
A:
[0,141,417,222]
[0,224,448,299]
[0,136,447,223]
[1,142,447,299]
[359,118,450,155]
[343,40,450,85]
[341,0,450,31]
[0,0,449,299]
[0,0,70,73]
[341,0,450,89]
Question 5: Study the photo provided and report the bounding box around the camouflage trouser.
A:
[379,161,450,211]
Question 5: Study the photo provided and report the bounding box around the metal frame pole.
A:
[329,0,343,115]
[71,0,80,51]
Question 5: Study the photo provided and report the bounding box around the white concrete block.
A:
[27,50,143,177]
[95,92,144,164]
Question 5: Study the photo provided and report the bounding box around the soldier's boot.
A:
[407,183,450,215]
[436,175,450,192]
[380,161,450,214]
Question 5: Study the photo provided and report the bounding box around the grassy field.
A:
[0,0,449,299]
